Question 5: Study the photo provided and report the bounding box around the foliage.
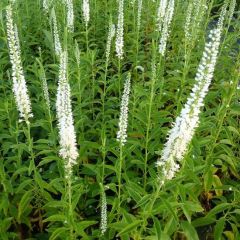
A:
[0,0,239,239]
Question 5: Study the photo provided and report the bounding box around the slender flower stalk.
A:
[106,22,115,66]
[158,0,175,56]
[183,1,208,49]
[82,0,90,27]
[184,0,208,46]
[36,53,55,143]
[157,26,223,184]
[116,73,131,216]
[115,0,124,59]
[177,0,208,113]
[100,185,107,235]
[6,5,33,124]
[82,0,90,52]
[65,0,74,32]
[74,40,81,68]
[156,0,168,32]
[143,56,157,190]
[43,0,50,13]
[184,2,193,42]
[117,73,131,146]
[137,0,143,32]
[192,0,205,25]
[228,0,236,26]
[52,8,62,57]
[56,53,76,236]
[56,51,78,178]
[40,65,50,111]
[100,19,115,210]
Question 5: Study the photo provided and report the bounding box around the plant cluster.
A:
[0,0,239,239]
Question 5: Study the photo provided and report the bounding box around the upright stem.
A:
[144,58,156,190]
[26,123,35,172]
[176,48,191,113]
[27,123,32,157]
[16,123,22,167]
[118,58,122,97]
[156,55,164,100]
[140,181,162,235]
[67,176,74,239]
[117,143,123,217]
[85,24,89,54]
[91,53,95,119]
[101,62,109,185]
[102,62,108,117]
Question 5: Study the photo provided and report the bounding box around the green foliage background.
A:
[0,0,239,239]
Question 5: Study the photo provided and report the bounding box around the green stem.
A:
[67,176,74,239]
[140,181,162,235]
[176,48,191,114]
[101,63,108,185]
[27,124,33,158]
[118,58,121,97]
[144,62,156,190]
[26,122,36,175]
[16,123,22,167]
[85,24,89,54]
[117,143,123,217]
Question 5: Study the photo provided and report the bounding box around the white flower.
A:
[56,51,78,177]
[137,0,142,32]
[156,0,168,31]
[184,3,193,42]
[52,8,62,57]
[117,73,131,146]
[74,40,81,67]
[158,0,175,56]
[82,0,90,27]
[65,0,74,32]
[115,0,124,59]
[43,0,50,13]
[157,27,223,183]
[228,0,236,24]
[39,65,50,110]
[100,188,107,235]
[6,5,33,124]
[106,22,115,64]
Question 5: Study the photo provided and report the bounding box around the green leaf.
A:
[161,199,178,221]
[43,214,66,222]
[153,217,162,240]
[214,218,225,240]
[116,220,142,236]
[181,221,199,240]
[223,231,235,240]
[49,227,68,240]
[133,194,151,209]
[18,190,33,221]
[207,203,231,217]
[74,221,97,238]
[204,169,214,192]
[192,216,216,227]
[213,175,223,196]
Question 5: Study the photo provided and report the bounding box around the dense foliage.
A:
[0,0,239,239]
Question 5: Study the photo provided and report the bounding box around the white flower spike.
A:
[6,5,33,124]
[157,24,224,184]
[115,0,124,59]
[82,0,90,27]
[56,51,79,178]
[117,73,131,146]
